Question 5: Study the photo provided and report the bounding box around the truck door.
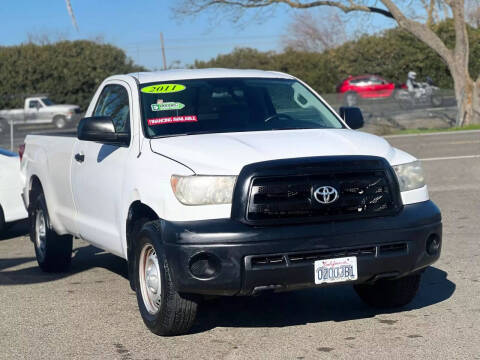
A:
[70,81,133,256]
[25,99,41,123]
[36,98,54,124]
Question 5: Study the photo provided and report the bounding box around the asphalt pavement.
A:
[1,130,479,359]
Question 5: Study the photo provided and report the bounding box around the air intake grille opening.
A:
[249,243,408,269]
[379,243,408,254]
[251,255,286,267]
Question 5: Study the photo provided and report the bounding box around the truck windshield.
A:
[140,78,344,138]
[41,98,55,106]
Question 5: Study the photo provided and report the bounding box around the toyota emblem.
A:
[314,186,339,204]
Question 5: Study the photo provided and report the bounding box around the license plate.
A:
[314,256,358,285]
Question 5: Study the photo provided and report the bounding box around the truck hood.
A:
[149,129,414,174]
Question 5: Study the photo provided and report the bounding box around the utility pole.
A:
[160,32,167,70]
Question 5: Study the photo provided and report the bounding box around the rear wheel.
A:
[30,193,73,272]
[354,273,422,308]
[134,221,198,336]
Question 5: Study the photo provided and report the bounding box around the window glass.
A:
[350,77,368,85]
[140,78,344,138]
[41,98,55,106]
[369,76,384,85]
[94,84,130,133]
[29,100,41,109]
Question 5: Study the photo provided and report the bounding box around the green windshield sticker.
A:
[141,84,186,94]
[151,102,185,111]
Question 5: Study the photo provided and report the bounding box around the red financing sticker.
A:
[148,115,198,126]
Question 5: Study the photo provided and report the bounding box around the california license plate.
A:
[314,256,358,285]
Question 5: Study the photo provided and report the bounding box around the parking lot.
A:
[1,130,479,359]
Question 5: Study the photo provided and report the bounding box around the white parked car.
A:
[21,69,442,336]
[0,148,28,233]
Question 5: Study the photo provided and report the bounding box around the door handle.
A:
[74,153,85,163]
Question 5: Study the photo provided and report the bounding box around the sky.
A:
[0,0,397,70]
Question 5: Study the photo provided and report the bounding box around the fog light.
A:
[426,234,441,256]
[189,252,221,279]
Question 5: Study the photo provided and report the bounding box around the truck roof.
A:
[128,68,294,84]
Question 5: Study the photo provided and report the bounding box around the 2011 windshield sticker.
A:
[141,84,186,94]
[151,102,185,111]
[147,115,197,126]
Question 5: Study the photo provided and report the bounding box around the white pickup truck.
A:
[0,96,81,135]
[21,69,442,336]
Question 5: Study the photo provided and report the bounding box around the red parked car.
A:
[337,75,402,106]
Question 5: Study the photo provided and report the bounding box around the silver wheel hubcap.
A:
[139,244,162,314]
[56,118,66,128]
[35,209,47,262]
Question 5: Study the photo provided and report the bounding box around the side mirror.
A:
[77,116,129,146]
[339,107,364,130]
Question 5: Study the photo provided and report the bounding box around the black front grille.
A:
[231,156,402,225]
[247,172,400,224]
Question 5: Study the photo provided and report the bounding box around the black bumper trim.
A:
[160,201,442,296]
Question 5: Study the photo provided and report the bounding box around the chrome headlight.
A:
[170,175,237,205]
[393,161,425,192]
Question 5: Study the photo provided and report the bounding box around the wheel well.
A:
[126,201,159,290]
[126,201,158,249]
[29,176,43,213]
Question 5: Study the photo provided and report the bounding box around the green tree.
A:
[0,40,145,110]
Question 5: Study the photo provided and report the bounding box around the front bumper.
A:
[160,200,442,296]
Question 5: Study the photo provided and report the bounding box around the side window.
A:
[94,84,130,134]
[369,76,384,85]
[29,100,41,109]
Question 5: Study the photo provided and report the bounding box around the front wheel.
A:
[53,115,67,129]
[354,273,422,308]
[30,193,73,272]
[134,222,198,336]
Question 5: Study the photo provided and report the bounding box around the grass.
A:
[391,124,480,135]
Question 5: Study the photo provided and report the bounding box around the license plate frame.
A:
[314,256,358,285]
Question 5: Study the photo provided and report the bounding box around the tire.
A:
[354,273,422,308]
[53,115,67,129]
[345,92,358,107]
[30,193,73,272]
[134,221,198,336]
